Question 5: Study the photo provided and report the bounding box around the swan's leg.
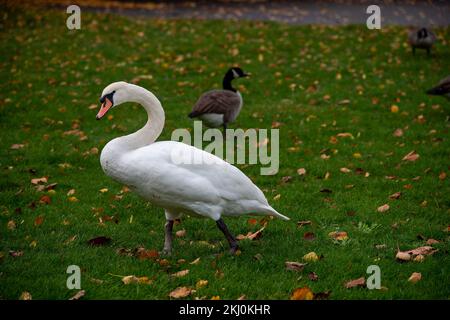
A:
[216,218,239,254]
[162,220,174,255]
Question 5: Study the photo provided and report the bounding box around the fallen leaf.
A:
[345,277,365,288]
[67,189,76,196]
[297,168,306,176]
[169,286,194,299]
[291,287,314,300]
[408,272,422,284]
[413,254,425,262]
[7,220,16,230]
[190,257,201,265]
[19,291,32,300]
[425,239,439,245]
[308,272,319,281]
[389,192,402,200]
[175,229,186,237]
[87,236,111,246]
[303,232,316,241]
[313,290,331,300]
[439,172,447,180]
[236,226,265,241]
[9,250,23,257]
[237,294,246,300]
[11,144,25,150]
[136,248,159,260]
[31,177,47,185]
[285,261,307,271]
[303,252,319,262]
[297,220,312,228]
[405,246,437,256]
[328,231,348,241]
[34,215,44,226]
[171,269,189,278]
[39,195,51,205]
[68,196,78,202]
[377,204,390,213]
[99,188,109,193]
[393,128,403,137]
[340,167,351,173]
[402,150,419,162]
[196,280,208,289]
[395,251,411,261]
[69,290,85,300]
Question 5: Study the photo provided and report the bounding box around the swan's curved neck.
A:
[115,84,165,150]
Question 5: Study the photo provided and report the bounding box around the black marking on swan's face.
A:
[100,90,116,106]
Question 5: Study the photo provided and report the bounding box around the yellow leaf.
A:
[196,280,208,289]
[19,291,32,300]
[99,188,109,193]
[291,287,314,300]
[171,269,189,278]
[303,251,319,262]
[68,196,78,202]
[408,272,422,284]
[391,105,399,113]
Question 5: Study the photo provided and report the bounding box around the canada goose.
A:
[408,27,437,56]
[188,67,249,130]
[426,76,450,100]
[96,82,289,255]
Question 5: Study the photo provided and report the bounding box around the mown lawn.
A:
[0,4,449,300]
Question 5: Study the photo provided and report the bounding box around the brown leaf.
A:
[297,220,312,228]
[171,269,189,278]
[313,290,331,300]
[328,231,348,241]
[408,272,422,284]
[11,144,25,150]
[405,246,437,256]
[285,261,307,271]
[389,192,402,200]
[393,128,403,137]
[439,172,447,180]
[236,226,265,241]
[9,250,23,257]
[19,291,32,300]
[39,195,51,205]
[87,236,111,246]
[402,150,419,162]
[303,232,316,241]
[175,229,186,237]
[7,220,16,230]
[169,286,194,299]
[136,248,159,260]
[34,215,44,226]
[425,239,439,245]
[31,177,48,185]
[69,290,85,300]
[290,287,314,300]
[377,204,390,213]
[395,251,411,261]
[308,272,319,281]
[345,277,365,288]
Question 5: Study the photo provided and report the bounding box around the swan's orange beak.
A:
[96,97,113,120]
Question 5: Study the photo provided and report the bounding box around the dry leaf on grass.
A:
[408,272,422,283]
[303,232,316,241]
[169,286,195,299]
[345,277,365,288]
[122,275,152,285]
[285,261,307,271]
[377,204,390,213]
[176,229,186,237]
[402,150,419,162]
[297,168,306,176]
[31,177,47,185]
[196,280,208,289]
[171,269,189,278]
[87,236,111,246]
[328,231,348,241]
[303,252,319,262]
[389,192,402,200]
[19,291,32,300]
[290,287,314,300]
[297,220,312,228]
[236,226,265,241]
[396,246,438,261]
[69,290,85,300]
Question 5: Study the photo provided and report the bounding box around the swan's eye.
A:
[99,91,116,104]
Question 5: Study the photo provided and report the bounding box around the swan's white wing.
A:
[120,141,271,218]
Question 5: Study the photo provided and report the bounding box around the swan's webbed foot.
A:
[162,220,174,256]
[216,218,239,255]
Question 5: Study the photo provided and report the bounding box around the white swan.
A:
[96,81,289,254]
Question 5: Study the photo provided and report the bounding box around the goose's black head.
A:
[223,67,249,91]
[417,28,429,39]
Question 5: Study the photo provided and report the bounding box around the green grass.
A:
[0,5,449,300]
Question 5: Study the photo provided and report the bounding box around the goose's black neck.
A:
[222,73,236,92]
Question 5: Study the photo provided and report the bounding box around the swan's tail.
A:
[262,205,290,221]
